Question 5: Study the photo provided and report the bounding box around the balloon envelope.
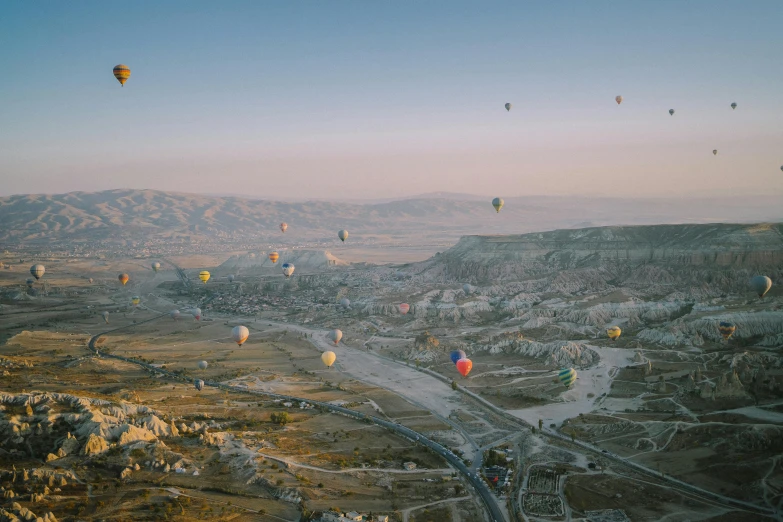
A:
[607,326,622,340]
[463,284,471,295]
[713,150,718,156]
[26,278,35,288]
[338,230,349,242]
[151,262,161,272]
[322,351,337,368]
[192,308,202,320]
[731,102,737,109]
[131,296,140,306]
[750,275,772,298]
[558,368,577,387]
[280,222,288,233]
[669,109,675,115]
[269,252,279,263]
[232,325,249,346]
[399,303,410,315]
[282,263,295,278]
[504,102,512,111]
[30,264,45,280]
[198,271,210,284]
[718,321,736,340]
[118,273,129,285]
[198,360,208,370]
[102,311,109,323]
[450,350,467,365]
[170,309,181,320]
[456,358,473,377]
[113,64,130,86]
[340,298,351,309]
[615,95,623,105]
[228,274,235,282]
[194,379,204,391]
[329,329,342,345]
[491,197,504,213]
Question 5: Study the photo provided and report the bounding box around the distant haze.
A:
[1,2,782,199]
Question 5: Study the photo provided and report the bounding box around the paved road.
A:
[87,321,506,522]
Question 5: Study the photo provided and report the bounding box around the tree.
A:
[270,412,290,426]
[451,380,458,390]
[414,331,439,351]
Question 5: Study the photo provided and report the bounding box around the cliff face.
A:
[430,223,783,295]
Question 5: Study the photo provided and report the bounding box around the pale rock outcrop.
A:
[81,433,109,455]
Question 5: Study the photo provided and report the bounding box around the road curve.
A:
[87,323,506,522]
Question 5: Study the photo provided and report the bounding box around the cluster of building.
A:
[318,512,388,522]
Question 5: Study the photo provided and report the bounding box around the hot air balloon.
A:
[151,262,161,272]
[280,222,288,233]
[669,109,675,116]
[731,102,737,110]
[198,360,208,370]
[102,311,109,323]
[713,150,718,156]
[491,197,504,213]
[269,252,279,264]
[463,284,471,295]
[88,278,94,284]
[450,350,467,365]
[615,95,623,105]
[338,230,349,242]
[232,325,249,346]
[780,166,782,172]
[131,296,140,307]
[192,308,202,321]
[456,358,472,377]
[718,321,736,340]
[750,275,772,298]
[329,329,342,346]
[170,309,181,320]
[113,64,131,86]
[282,263,295,278]
[198,271,210,284]
[30,264,45,280]
[607,326,621,340]
[194,379,204,391]
[228,274,235,283]
[504,103,512,111]
[558,368,577,387]
[340,298,351,309]
[399,303,410,315]
[118,273,129,285]
[26,278,35,288]
[322,351,337,368]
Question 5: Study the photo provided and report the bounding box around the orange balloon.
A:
[118,273,129,285]
[456,358,473,377]
[269,252,279,263]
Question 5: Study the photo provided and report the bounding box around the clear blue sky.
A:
[1,1,781,199]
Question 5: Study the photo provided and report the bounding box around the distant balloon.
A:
[118,273,129,285]
[26,278,35,288]
[198,360,208,370]
[232,325,249,346]
[194,379,204,392]
[669,109,675,116]
[170,310,181,320]
[450,350,467,365]
[102,311,109,324]
[192,308,202,321]
[504,102,512,111]
[718,321,736,340]
[228,274,235,283]
[615,95,623,105]
[151,262,161,272]
[731,102,737,110]
[338,230,349,242]
[713,149,718,156]
[750,275,772,298]
[269,252,279,264]
[131,296,140,307]
[280,222,288,233]
[113,64,131,86]
[328,329,343,346]
[456,358,472,377]
[558,368,577,387]
[88,278,94,284]
[399,303,410,315]
[491,197,504,213]
[322,351,337,368]
[198,271,210,284]
[282,263,295,278]
[780,166,782,172]
[463,284,471,295]
[30,264,45,280]
[340,298,351,309]
[607,326,622,340]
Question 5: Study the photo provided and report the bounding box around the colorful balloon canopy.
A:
[194,379,204,391]
[399,303,410,315]
[228,274,235,282]
[113,64,131,86]
[192,308,202,321]
[669,109,675,116]
[232,325,249,346]
[280,222,288,233]
[198,271,210,284]
[456,358,473,377]
[151,262,161,272]
[118,273,129,285]
[504,103,512,111]
[558,368,577,387]
[198,360,208,370]
[450,350,467,365]
[463,284,471,295]
[491,197,504,213]
[615,95,623,105]
[269,252,279,264]
[718,321,736,340]
[88,278,94,284]
[131,296,140,306]
[282,263,295,278]
[30,264,45,280]
[338,230,349,242]
[322,351,337,368]
[329,329,343,346]
[102,311,109,323]
[750,275,772,298]
[607,326,622,340]
[170,309,181,320]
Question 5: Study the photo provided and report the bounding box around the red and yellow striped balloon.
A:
[113,64,131,86]
[269,252,279,264]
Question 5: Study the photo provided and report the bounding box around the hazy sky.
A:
[1,1,782,199]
